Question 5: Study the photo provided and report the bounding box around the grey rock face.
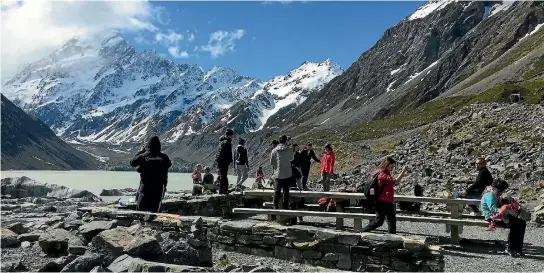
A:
[123,235,163,261]
[79,220,117,240]
[91,227,135,265]
[108,254,210,272]
[1,228,20,248]
[38,228,83,254]
[1,176,101,201]
[61,252,102,272]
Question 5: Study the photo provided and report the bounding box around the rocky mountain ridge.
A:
[2,31,342,145]
[0,94,97,170]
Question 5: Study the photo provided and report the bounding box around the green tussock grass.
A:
[524,54,544,80]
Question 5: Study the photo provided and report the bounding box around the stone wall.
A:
[121,193,267,218]
[85,208,444,272]
[208,221,445,272]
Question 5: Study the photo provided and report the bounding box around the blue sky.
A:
[123,1,425,81]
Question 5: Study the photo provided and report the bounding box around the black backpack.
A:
[363,171,383,202]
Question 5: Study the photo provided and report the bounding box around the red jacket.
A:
[320,151,336,174]
[372,169,396,203]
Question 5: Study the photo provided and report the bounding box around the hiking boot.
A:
[508,250,519,258]
[517,250,525,257]
[486,221,496,231]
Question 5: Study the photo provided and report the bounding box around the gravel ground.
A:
[240,214,544,272]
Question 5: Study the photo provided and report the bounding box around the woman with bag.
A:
[319,144,336,192]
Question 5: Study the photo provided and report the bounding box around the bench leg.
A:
[354,219,362,231]
[336,203,344,230]
[450,203,460,244]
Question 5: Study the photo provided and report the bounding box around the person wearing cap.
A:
[234,138,249,190]
[360,156,408,234]
[215,129,235,194]
[300,143,320,190]
[270,135,294,215]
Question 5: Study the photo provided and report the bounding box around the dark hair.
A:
[306,143,312,147]
[271,139,279,147]
[292,143,298,148]
[238,138,246,145]
[279,135,288,144]
[324,143,333,152]
[226,129,235,136]
[493,179,509,192]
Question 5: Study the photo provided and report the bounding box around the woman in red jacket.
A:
[361,156,408,234]
[319,144,336,192]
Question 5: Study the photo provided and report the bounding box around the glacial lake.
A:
[1,170,255,201]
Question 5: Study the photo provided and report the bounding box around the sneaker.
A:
[509,250,519,258]
[486,222,496,231]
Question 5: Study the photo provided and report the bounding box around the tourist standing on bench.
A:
[130,136,172,213]
[300,143,320,190]
[361,157,408,234]
[215,129,235,194]
[234,138,249,191]
[319,144,336,192]
[270,135,293,219]
[457,157,493,215]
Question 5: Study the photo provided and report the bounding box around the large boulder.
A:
[61,252,102,272]
[161,240,212,267]
[533,205,544,226]
[108,255,209,272]
[1,228,20,247]
[1,176,101,201]
[38,229,83,254]
[79,221,117,240]
[123,235,163,261]
[91,227,135,265]
[7,222,28,234]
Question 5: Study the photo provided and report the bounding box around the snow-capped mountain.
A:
[2,31,263,144]
[202,59,343,134]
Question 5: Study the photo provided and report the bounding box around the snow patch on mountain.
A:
[408,0,455,21]
[489,1,515,18]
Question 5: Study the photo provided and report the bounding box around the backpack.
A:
[363,171,383,202]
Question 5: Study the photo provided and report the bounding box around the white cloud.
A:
[198,29,246,58]
[1,0,157,83]
[188,32,196,43]
[168,47,189,59]
[155,30,184,46]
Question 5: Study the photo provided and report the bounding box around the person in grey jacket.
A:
[270,135,293,212]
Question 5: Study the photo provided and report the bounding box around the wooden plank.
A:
[233,208,488,227]
[244,190,481,205]
[262,202,482,219]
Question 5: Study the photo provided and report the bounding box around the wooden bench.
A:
[239,190,488,244]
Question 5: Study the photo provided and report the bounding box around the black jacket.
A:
[300,149,320,169]
[130,136,172,188]
[466,167,493,194]
[215,136,233,167]
[234,145,249,166]
[292,151,302,168]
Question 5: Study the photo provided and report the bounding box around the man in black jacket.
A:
[130,136,172,212]
[215,129,235,194]
[458,157,494,215]
[299,143,320,190]
[234,138,249,190]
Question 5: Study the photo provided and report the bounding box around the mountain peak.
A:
[407,0,455,21]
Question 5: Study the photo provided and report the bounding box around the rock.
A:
[533,207,544,226]
[336,253,352,270]
[21,241,32,249]
[447,140,462,151]
[360,233,404,248]
[123,235,163,261]
[68,245,88,255]
[108,254,209,272]
[38,228,83,254]
[90,266,107,272]
[403,238,426,251]
[162,239,213,267]
[1,176,101,201]
[17,232,42,242]
[1,228,20,247]
[1,257,25,272]
[79,220,117,240]
[38,256,77,272]
[61,253,102,272]
[274,246,302,262]
[91,227,135,265]
[7,222,27,234]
